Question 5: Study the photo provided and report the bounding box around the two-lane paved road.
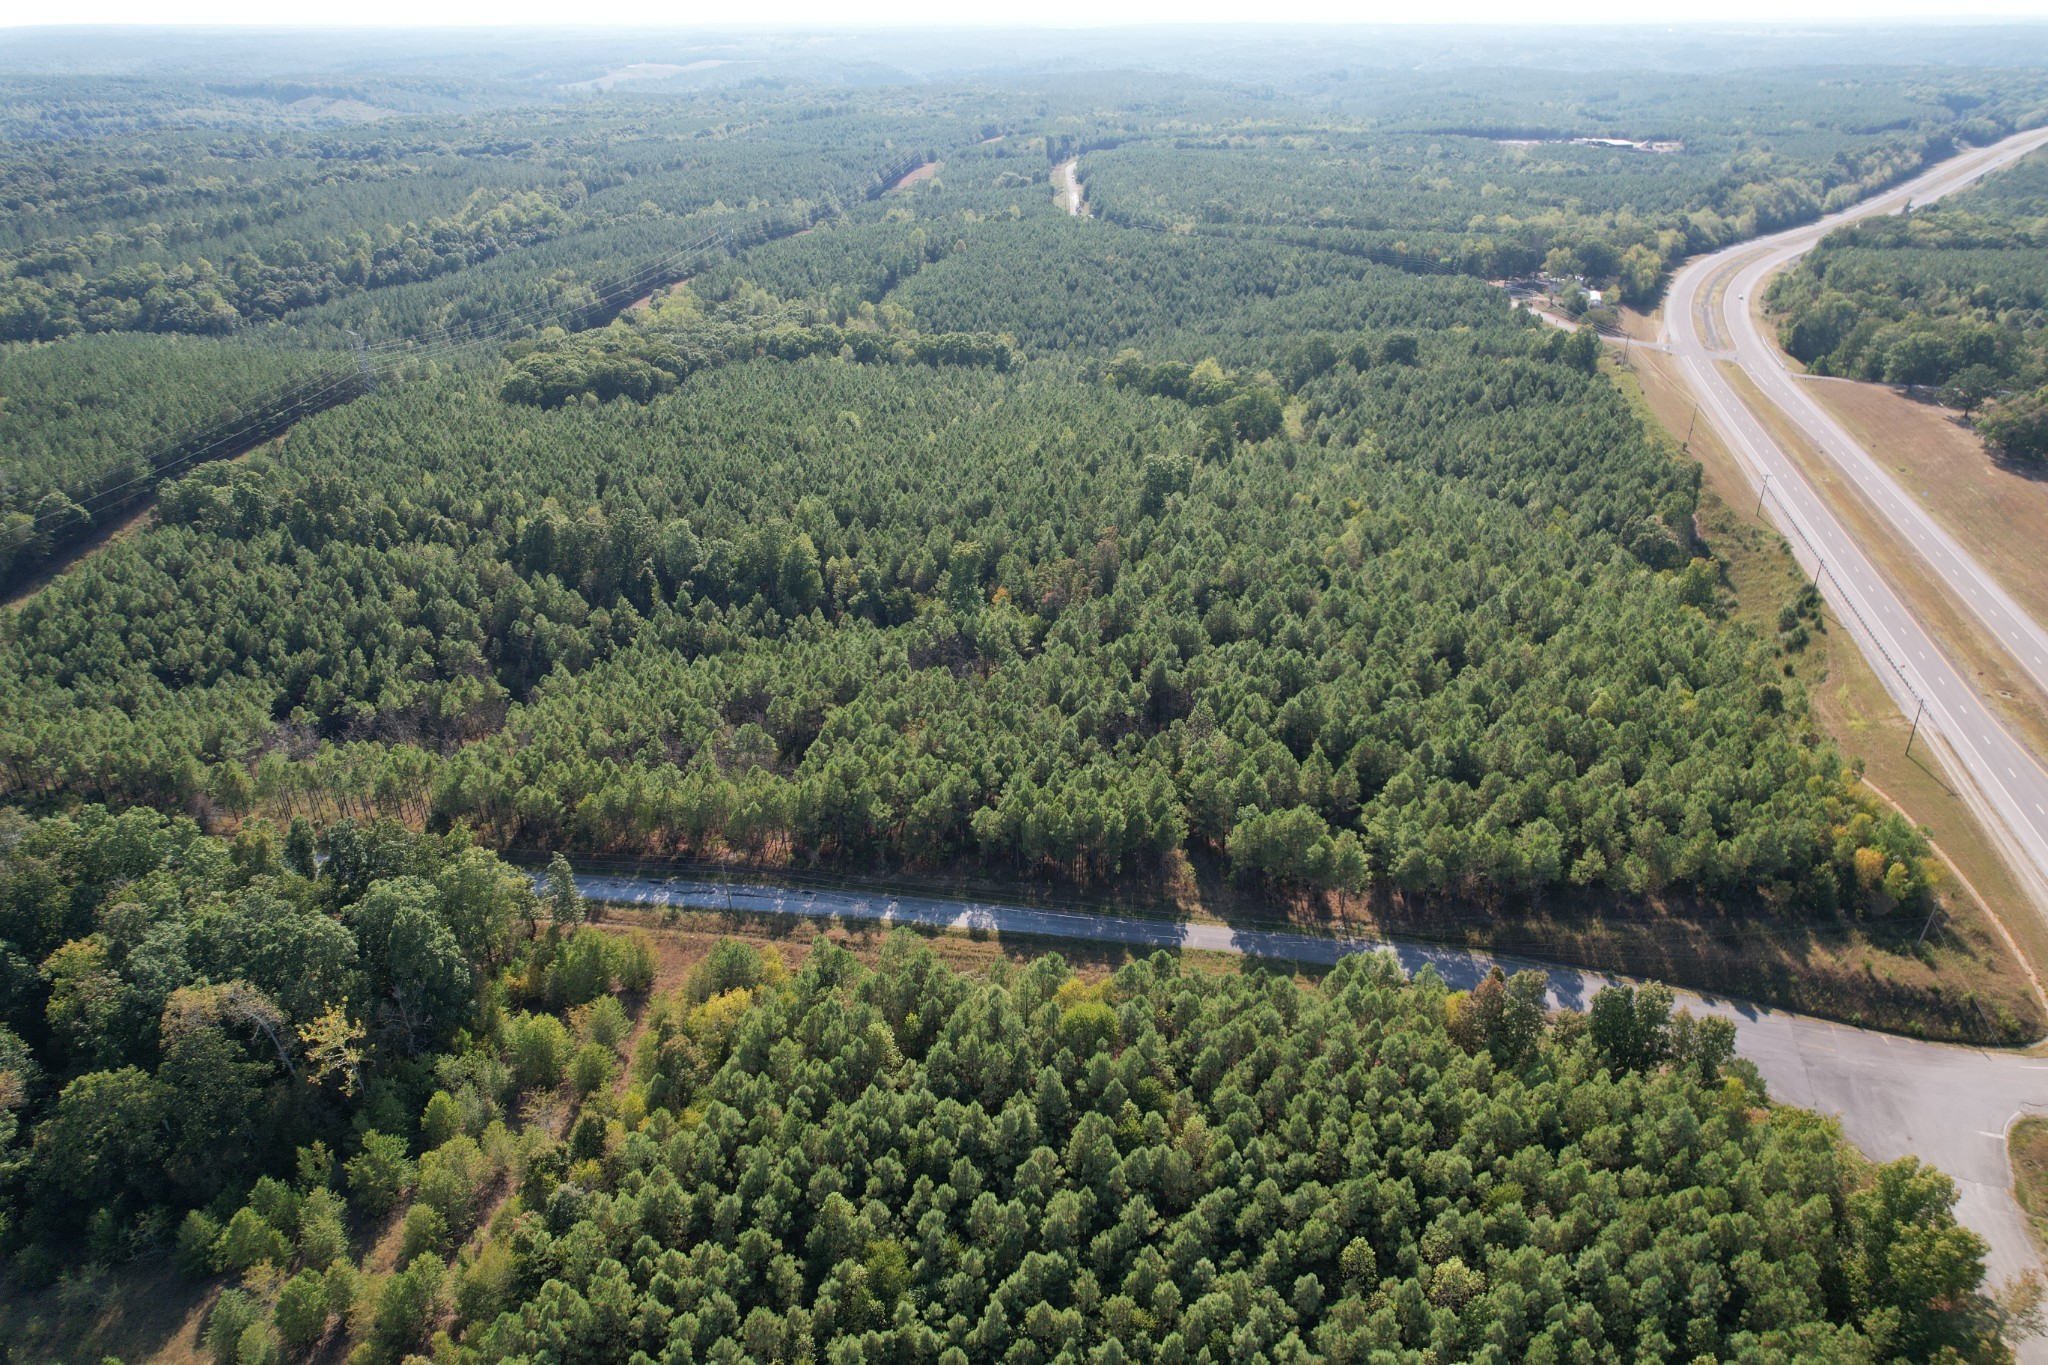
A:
[570,870,2048,1295]
[1663,128,2048,919]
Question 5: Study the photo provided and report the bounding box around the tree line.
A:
[0,280,1939,920]
[0,807,2014,1361]
[1767,149,2048,460]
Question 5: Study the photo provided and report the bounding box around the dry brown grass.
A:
[1715,361,2048,761]
[0,1262,217,1365]
[1798,377,2048,629]
[1603,345,2047,1040]
[886,160,941,192]
[583,826,2045,1043]
[604,901,1261,987]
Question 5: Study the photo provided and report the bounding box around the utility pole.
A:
[1754,472,1771,517]
[1682,404,1698,452]
[1905,697,1925,758]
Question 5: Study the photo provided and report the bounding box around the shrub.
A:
[174,1208,222,1276]
[235,1320,282,1365]
[686,939,768,1005]
[506,1012,572,1091]
[420,1089,463,1148]
[569,1041,618,1097]
[345,1131,415,1217]
[548,928,614,1008]
[203,1289,261,1365]
[399,1203,450,1262]
[576,993,631,1051]
[368,1254,444,1361]
[273,1268,331,1352]
[217,1207,290,1273]
[296,1187,350,1270]
[415,1135,489,1229]
[323,1260,359,1325]
[246,1175,299,1237]
[455,1238,517,1325]
[608,931,658,994]
[294,1141,335,1191]
[1977,387,2048,462]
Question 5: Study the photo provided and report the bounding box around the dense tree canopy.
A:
[0,297,1936,914]
[454,936,2009,1364]
[1767,147,2048,458]
[0,809,514,1254]
[1,37,2044,1363]
[0,806,2009,1361]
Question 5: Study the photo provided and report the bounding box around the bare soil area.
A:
[887,161,941,192]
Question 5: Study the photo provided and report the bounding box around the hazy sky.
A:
[9,0,2048,26]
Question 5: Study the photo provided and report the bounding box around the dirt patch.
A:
[1798,376,2048,629]
[886,161,941,193]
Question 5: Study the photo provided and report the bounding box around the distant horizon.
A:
[6,5,2048,31]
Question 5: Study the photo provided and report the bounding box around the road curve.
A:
[568,869,2048,1298]
[1684,130,2048,698]
[1663,128,2048,922]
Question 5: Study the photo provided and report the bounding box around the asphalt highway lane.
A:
[1663,128,2048,922]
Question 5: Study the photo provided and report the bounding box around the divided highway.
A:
[558,136,2048,1338]
[569,870,2048,1294]
[1662,127,2048,917]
